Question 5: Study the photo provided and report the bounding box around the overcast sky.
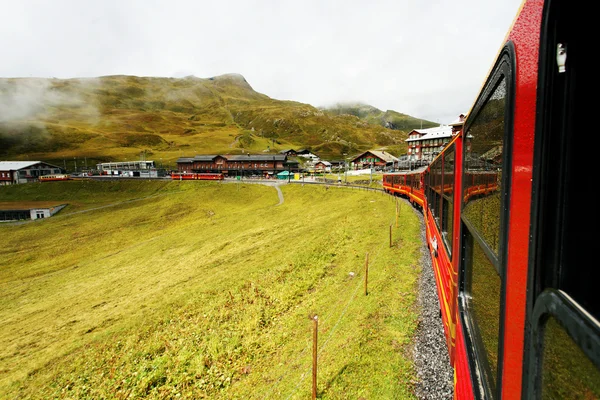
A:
[1,0,523,125]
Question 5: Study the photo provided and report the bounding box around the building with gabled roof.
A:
[350,150,399,170]
[314,160,332,172]
[406,125,453,162]
[0,161,63,185]
[176,154,295,177]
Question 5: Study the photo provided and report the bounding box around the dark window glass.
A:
[464,232,502,394]
[461,71,508,399]
[463,77,506,256]
[541,316,600,399]
[442,146,455,255]
[431,158,442,223]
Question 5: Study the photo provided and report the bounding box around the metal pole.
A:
[344,161,348,184]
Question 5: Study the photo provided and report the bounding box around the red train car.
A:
[382,166,427,209]
[39,174,70,182]
[385,0,598,398]
[171,172,224,181]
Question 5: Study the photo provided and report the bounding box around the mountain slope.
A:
[0,75,413,167]
[321,102,438,130]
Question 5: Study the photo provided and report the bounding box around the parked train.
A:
[39,174,70,182]
[170,172,224,181]
[385,0,597,398]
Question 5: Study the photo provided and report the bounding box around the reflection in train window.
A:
[541,316,600,399]
[462,77,506,256]
[461,68,509,399]
[441,146,454,255]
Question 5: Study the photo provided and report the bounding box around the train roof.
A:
[385,165,428,175]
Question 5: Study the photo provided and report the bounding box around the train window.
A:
[541,316,600,398]
[431,158,442,223]
[460,56,511,399]
[441,146,455,256]
[463,232,502,394]
[462,76,505,256]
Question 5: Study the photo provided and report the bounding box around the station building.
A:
[0,161,63,185]
[176,154,299,178]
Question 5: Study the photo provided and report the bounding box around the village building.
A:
[314,160,332,173]
[295,149,319,161]
[349,150,399,171]
[406,125,454,162]
[176,154,299,178]
[0,201,67,222]
[279,149,297,157]
[0,161,63,185]
[96,161,157,176]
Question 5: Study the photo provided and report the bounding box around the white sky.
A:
[0,0,524,125]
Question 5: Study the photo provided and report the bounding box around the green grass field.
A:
[0,180,423,399]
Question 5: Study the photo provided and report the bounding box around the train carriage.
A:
[384,0,598,398]
[39,174,70,182]
[382,165,427,209]
[170,172,224,181]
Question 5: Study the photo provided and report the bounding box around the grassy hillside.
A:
[0,75,412,168]
[0,180,423,399]
[321,102,438,131]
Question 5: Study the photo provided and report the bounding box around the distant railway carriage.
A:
[39,174,70,182]
[170,172,224,181]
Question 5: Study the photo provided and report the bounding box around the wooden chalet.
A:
[350,150,399,170]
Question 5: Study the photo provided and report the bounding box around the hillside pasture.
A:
[0,180,423,399]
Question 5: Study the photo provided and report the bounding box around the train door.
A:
[524,0,600,398]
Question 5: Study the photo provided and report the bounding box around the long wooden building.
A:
[176,154,299,178]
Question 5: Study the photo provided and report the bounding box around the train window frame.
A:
[440,144,455,257]
[526,290,600,398]
[458,44,516,400]
[524,0,599,397]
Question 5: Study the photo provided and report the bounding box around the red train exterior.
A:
[39,174,70,182]
[384,0,598,398]
[382,165,426,209]
[170,172,224,181]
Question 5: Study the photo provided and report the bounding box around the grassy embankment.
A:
[0,180,423,399]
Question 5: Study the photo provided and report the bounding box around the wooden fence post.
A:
[312,315,318,399]
[364,253,369,296]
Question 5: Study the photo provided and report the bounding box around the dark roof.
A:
[177,154,287,163]
[295,149,312,154]
[351,150,399,163]
[194,154,218,161]
[225,154,287,161]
